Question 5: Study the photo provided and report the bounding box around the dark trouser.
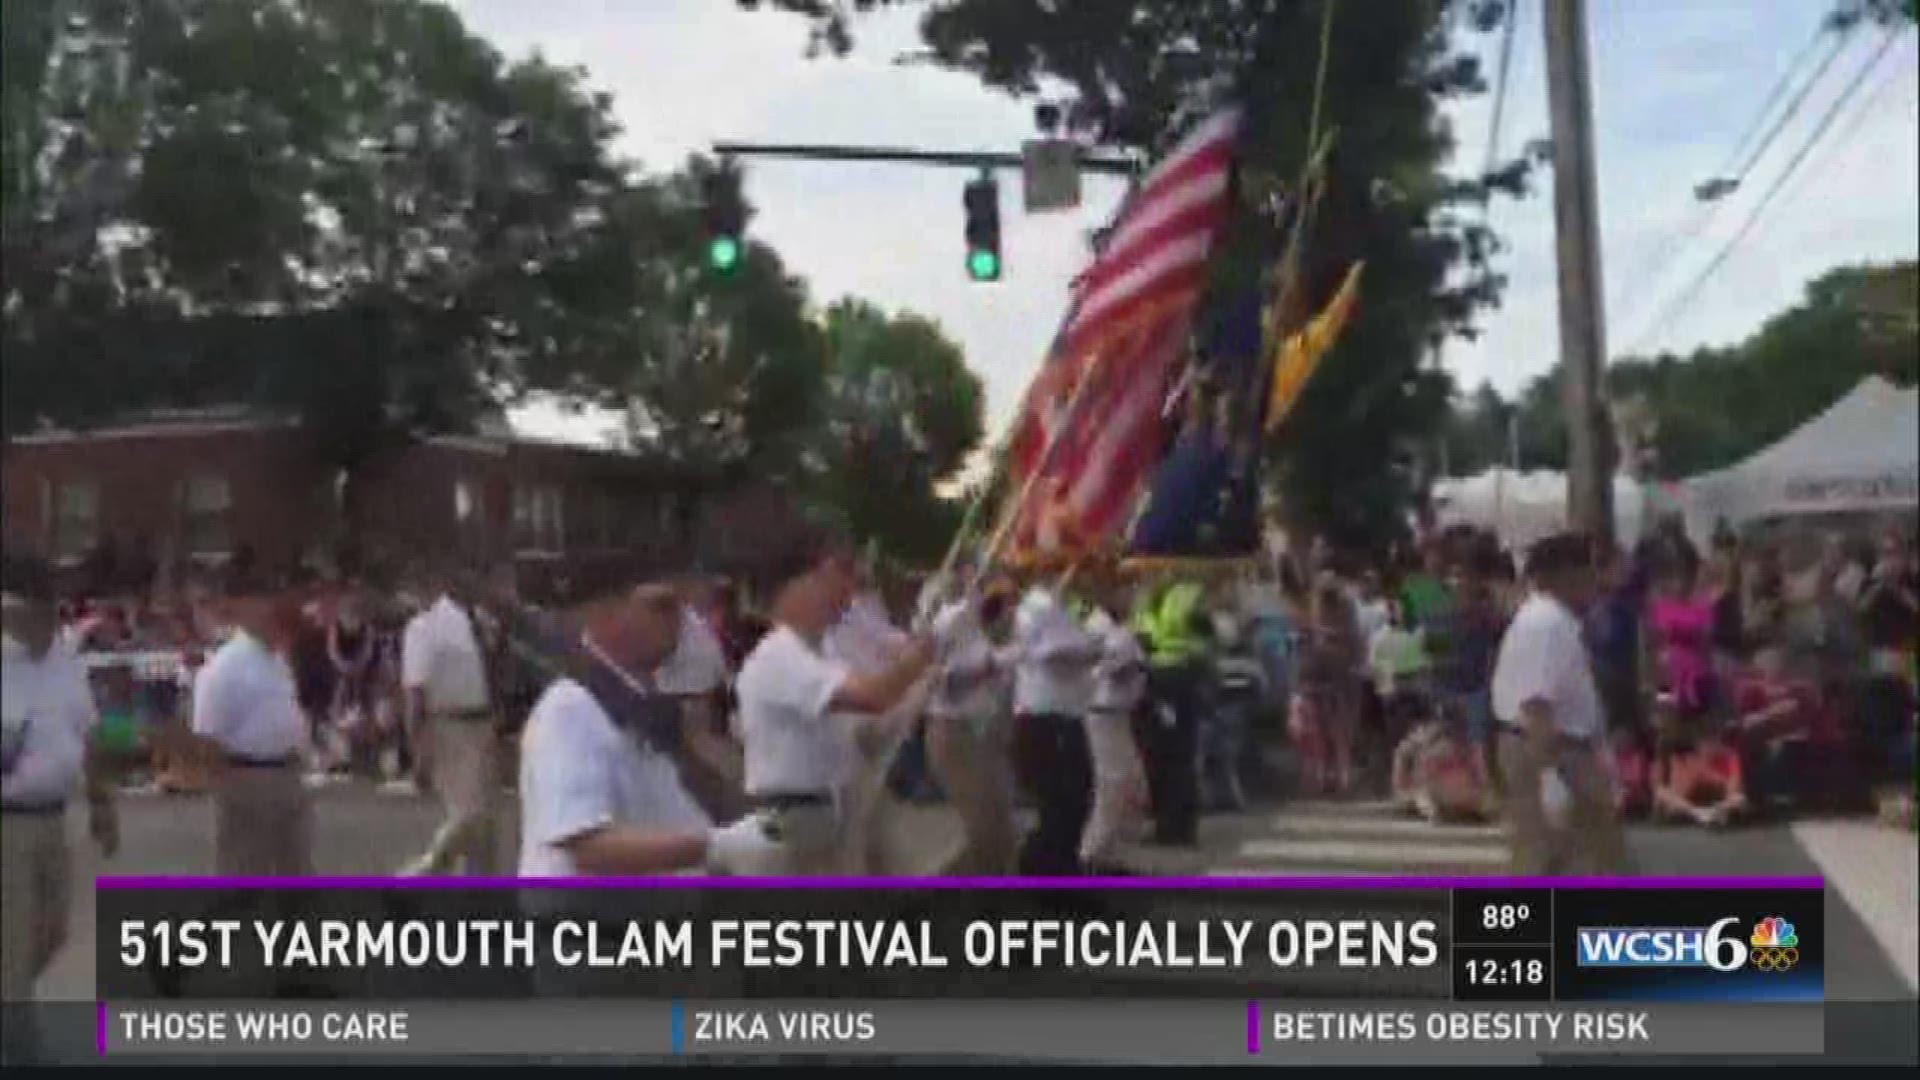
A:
[1012,712,1094,875]
[1137,663,1203,844]
[1858,675,1916,784]
[1595,662,1643,736]
[1741,737,1803,811]
[1202,689,1255,811]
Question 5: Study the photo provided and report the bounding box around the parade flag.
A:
[1001,107,1242,559]
[1262,260,1364,433]
[1129,289,1267,557]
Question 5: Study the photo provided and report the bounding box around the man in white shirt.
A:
[518,582,770,878]
[2,556,118,1006]
[924,580,1018,875]
[1010,583,1102,875]
[1490,533,1629,875]
[191,572,313,875]
[1081,573,1148,869]
[735,526,939,875]
[653,593,744,814]
[399,571,500,876]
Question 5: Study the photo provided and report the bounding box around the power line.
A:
[1779,43,1916,207]
[1481,0,1522,180]
[1623,28,1906,357]
[1609,17,1850,328]
[1719,20,1844,183]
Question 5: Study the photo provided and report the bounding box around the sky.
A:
[455,0,1920,446]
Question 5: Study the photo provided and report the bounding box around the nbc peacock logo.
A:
[1748,917,1800,972]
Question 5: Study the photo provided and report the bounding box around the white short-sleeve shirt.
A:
[190,631,308,759]
[2,634,100,806]
[654,608,730,698]
[400,595,491,716]
[517,678,711,877]
[823,593,909,676]
[1086,609,1147,716]
[1490,593,1604,741]
[1011,589,1098,717]
[929,602,1006,723]
[736,625,851,796]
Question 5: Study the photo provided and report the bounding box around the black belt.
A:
[751,791,834,811]
[224,752,297,768]
[435,708,493,722]
[0,800,65,816]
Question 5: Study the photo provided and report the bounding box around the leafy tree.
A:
[2,0,632,470]
[812,298,984,561]
[753,0,1544,546]
[598,157,831,541]
[1470,261,1917,479]
[1441,380,1516,476]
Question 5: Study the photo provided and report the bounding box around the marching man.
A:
[732,526,943,876]
[1008,577,1102,875]
[2,555,118,1013]
[190,572,312,875]
[923,579,1019,875]
[518,582,771,880]
[399,569,501,876]
[1080,567,1149,870]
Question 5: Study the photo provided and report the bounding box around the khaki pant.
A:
[215,765,313,876]
[1081,709,1146,865]
[738,803,843,876]
[928,710,1018,876]
[1497,732,1630,876]
[0,812,69,1001]
[415,716,503,876]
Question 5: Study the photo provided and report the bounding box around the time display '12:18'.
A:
[1465,957,1547,987]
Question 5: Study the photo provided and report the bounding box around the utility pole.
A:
[1542,0,1614,545]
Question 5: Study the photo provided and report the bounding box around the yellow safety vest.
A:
[1134,581,1206,667]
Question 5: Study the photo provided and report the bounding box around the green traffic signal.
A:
[708,235,742,272]
[967,247,1001,281]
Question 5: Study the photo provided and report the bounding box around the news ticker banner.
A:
[88,1001,1822,1064]
[79,875,1829,1062]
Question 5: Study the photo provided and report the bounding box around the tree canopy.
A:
[812,298,984,561]
[3,0,988,564]
[1443,260,1919,479]
[2,0,640,460]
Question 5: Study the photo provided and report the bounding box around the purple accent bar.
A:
[97,874,1825,891]
[97,1001,107,1056]
[1246,1000,1260,1055]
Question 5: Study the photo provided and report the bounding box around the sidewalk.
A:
[1792,818,1919,994]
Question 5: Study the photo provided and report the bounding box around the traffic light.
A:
[963,174,1001,281]
[701,165,746,275]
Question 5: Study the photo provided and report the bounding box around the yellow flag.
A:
[1263,262,1364,433]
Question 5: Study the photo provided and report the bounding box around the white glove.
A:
[912,573,952,632]
[705,812,785,875]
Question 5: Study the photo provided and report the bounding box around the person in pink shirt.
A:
[1646,558,1718,721]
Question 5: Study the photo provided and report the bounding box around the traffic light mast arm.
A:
[711,141,1140,177]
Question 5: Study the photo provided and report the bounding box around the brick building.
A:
[1,409,794,596]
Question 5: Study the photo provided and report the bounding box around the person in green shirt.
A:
[1400,544,1455,630]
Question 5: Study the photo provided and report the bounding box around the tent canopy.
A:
[1431,468,1650,550]
[1687,376,1919,524]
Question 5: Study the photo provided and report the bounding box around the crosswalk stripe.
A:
[1264,815,1501,842]
[1234,837,1509,867]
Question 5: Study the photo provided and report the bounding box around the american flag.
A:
[1002,107,1241,558]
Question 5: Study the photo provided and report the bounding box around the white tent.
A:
[1431,468,1651,550]
[1686,376,1919,526]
